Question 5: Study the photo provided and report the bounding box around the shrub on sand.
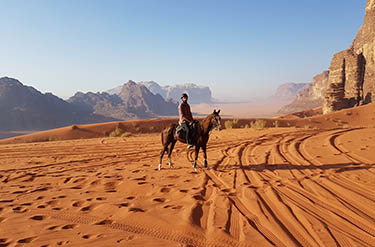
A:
[225,120,234,129]
[273,120,279,128]
[251,120,267,130]
[109,127,123,137]
[121,132,132,138]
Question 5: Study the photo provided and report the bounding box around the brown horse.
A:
[158,109,222,171]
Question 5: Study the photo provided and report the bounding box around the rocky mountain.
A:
[0,77,113,131]
[323,0,375,113]
[68,80,178,120]
[67,92,137,120]
[273,82,310,101]
[279,71,330,114]
[108,81,212,104]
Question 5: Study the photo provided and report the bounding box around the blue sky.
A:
[0,0,366,100]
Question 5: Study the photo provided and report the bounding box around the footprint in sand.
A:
[72,201,84,207]
[73,178,86,183]
[117,203,129,208]
[80,205,95,212]
[0,200,13,203]
[12,206,28,213]
[153,198,166,203]
[30,215,46,221]
[129,207,145,213]
[95,219,113,225]
[17,236,36,243]
[47,225,59,231]
[62,224,77,230]
[126,196,135,200]
[0,238,8,244]
[96,197,106,201]
[160,188,170,193]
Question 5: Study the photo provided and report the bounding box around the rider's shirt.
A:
[178,102,193,125]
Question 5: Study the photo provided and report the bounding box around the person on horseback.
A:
[178,93,194,148]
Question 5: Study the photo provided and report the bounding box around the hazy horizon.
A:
[0,0,366,101]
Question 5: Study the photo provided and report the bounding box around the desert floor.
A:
[0,128,374,246]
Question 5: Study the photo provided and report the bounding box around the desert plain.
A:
[0,105,374,247]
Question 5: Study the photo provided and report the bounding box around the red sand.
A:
[0,104,374,246]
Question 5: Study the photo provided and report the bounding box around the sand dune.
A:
[2,104,375,146]
[0,113,374,246]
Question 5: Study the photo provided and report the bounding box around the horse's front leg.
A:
[202,145,208,168]
[193,145,200,171]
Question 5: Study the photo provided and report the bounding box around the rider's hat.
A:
[181,93,188,99]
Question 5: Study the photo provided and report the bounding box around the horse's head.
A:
[212,109,222,131]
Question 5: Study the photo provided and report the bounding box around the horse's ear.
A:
[217,109,220,114]
[213,109,217,114]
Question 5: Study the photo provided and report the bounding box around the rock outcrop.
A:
[69,80,178,120]
[108,81,213,104]
[323,0,375,113]
[273,82,310,101]
[278,71,330,113]
[0,77,113,131]
[119,80,178,118]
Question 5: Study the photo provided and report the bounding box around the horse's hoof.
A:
[194,168,197,172]
[158,164,161,171]
[168,163,173,168]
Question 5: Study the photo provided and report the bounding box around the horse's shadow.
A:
[216,162,374,173]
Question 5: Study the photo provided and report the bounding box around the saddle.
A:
[175,121,198,140]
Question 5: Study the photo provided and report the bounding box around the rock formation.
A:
[278,71,330,113]
[0,77,114,131]
[108,81,213,104]
[273,82,310,101]
[69,80,178,120]
[323,0,375,113]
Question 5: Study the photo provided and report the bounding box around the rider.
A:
[178,93,194,148]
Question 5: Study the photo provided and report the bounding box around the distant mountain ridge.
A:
[278,71,330,114]
[0,77,114,131]
[107,81,212,104]
[68,80,177,120]
[273,82,310,101]
[0,77,178,131]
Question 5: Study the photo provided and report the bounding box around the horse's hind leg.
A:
[193,145,200,171]
[159,143,169,171]
[167,141,176,168]
[202,144,208,168]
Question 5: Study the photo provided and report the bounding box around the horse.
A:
[158,109,222,171]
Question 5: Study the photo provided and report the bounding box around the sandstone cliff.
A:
[323,0,375,113]
[279,71,330,114]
